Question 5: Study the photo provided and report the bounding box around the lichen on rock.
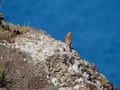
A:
[0,14,117,90]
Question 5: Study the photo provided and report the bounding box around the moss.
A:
[0,67,8,88]
[0,23,31,42]
[98,75,111,89]
[0,67,5,80]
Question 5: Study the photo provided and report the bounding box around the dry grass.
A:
[0,24,31,42]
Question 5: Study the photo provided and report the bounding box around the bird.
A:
[66,32,72,51]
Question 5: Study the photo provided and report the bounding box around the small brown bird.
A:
[66,32,72,51]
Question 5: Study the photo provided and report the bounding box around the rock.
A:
[0,88,6,90]
[0,13,9,30]
[0,13,4,20]
[51,78,59,87]
[0,21,117,90]
[73,85,80,89]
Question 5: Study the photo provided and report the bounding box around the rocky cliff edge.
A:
[0,14,117,90]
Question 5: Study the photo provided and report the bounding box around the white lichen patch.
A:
[51,78,59,86]
[73,85,80,89]
[12,30,69,64]
[59,87,73,90]
[0,39,11,48]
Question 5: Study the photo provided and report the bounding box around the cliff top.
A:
[0,13,117,90]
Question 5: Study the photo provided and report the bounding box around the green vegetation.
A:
[0,24,31,42]
[0,13,31,42]
[0,67,7,87]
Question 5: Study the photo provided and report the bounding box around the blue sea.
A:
[1,0,120,88]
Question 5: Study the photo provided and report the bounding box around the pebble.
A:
[23,58,26,61]
[75,78,84,83]
[51,78,59,86]
[74,85,80,89]
[0,57,3,59]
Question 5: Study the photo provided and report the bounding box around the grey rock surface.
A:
[0,25,117,90]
